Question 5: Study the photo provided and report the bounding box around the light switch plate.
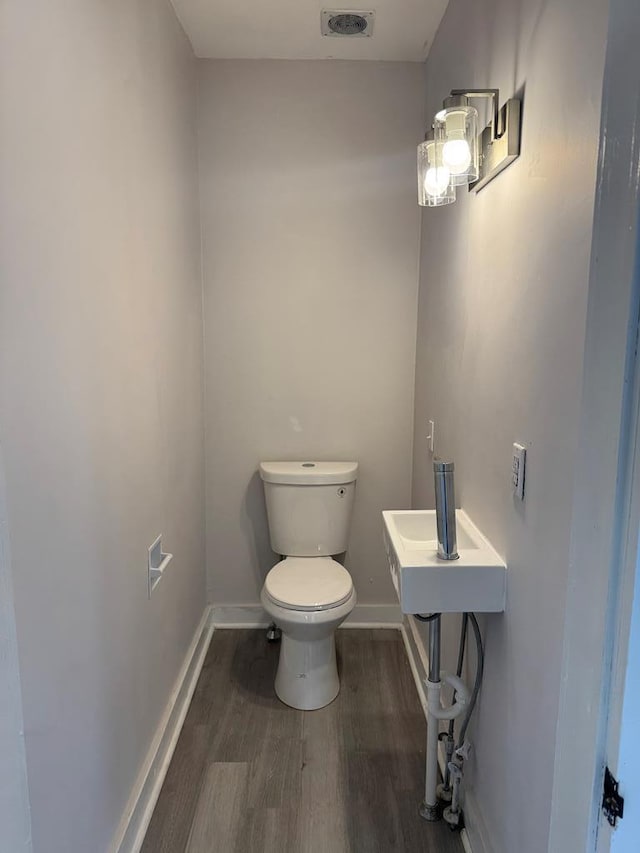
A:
[512,443,526,500]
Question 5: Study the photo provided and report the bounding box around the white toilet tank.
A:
[259,461,358,557]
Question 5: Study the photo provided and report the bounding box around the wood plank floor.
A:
[142,629,464,853]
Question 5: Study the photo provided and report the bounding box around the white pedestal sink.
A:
[382,509,506,613]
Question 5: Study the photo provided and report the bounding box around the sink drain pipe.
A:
[441,613,469,797]
[416,613,470,821]
[443,613,484,829]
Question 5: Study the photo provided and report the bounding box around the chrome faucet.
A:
[433,460,459,560]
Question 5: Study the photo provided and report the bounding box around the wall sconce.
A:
[417,88,521,206]
[435,94,479,185]
[417,125,456,206]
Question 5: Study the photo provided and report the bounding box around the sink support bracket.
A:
[420,615,443,820]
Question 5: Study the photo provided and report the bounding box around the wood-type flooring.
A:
[142,629,464,853]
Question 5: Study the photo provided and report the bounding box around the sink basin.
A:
[382,509,506,614]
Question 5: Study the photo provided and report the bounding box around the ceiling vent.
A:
[321,10,375,38]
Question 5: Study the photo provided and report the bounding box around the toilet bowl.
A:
[259,460,359,711]
[261,556,356,710]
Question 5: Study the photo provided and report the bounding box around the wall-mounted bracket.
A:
[470,98,521,193]
[450,88,501,138]
[447,89,521,193]
[148,534,173,597]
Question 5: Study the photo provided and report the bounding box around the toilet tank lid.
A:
[259,461,358,485]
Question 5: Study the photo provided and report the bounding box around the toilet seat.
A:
[264,557,353,611]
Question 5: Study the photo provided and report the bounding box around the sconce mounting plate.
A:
[471,98,521,193]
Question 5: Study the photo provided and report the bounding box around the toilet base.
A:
[275,634,339,710]
[260,587,357,711]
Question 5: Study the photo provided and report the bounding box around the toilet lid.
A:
[264,557,354,611]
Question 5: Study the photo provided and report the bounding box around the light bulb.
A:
[424,166,450,197]
[443,139,471,175]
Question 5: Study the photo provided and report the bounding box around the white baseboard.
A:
[211,602,402,628]
[400,616,483,853]
[401,615,430,707]
[110,606,214,853]
[210,604,270,628]
[345,603,402,626]
[461,789,493,853]
[461,828,474,853]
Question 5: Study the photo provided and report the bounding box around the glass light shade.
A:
[417,129,456,207]
[436,101,479,186]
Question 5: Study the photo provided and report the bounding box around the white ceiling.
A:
[169,1,450,61]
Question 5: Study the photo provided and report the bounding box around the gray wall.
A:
[198,60,424,611]
[411,0,609,852]
[0,2,206,851]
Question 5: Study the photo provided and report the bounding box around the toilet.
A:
[259,460,358,710]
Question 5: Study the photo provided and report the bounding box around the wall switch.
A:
[512,443,526,500]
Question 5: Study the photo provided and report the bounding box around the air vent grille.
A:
[321,10,375,38]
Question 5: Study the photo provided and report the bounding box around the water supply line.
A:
[439,613,469,801]
[415,611,484,826]
[416,613,470,821]
[456,613,484,749]
[443,612,485,830]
